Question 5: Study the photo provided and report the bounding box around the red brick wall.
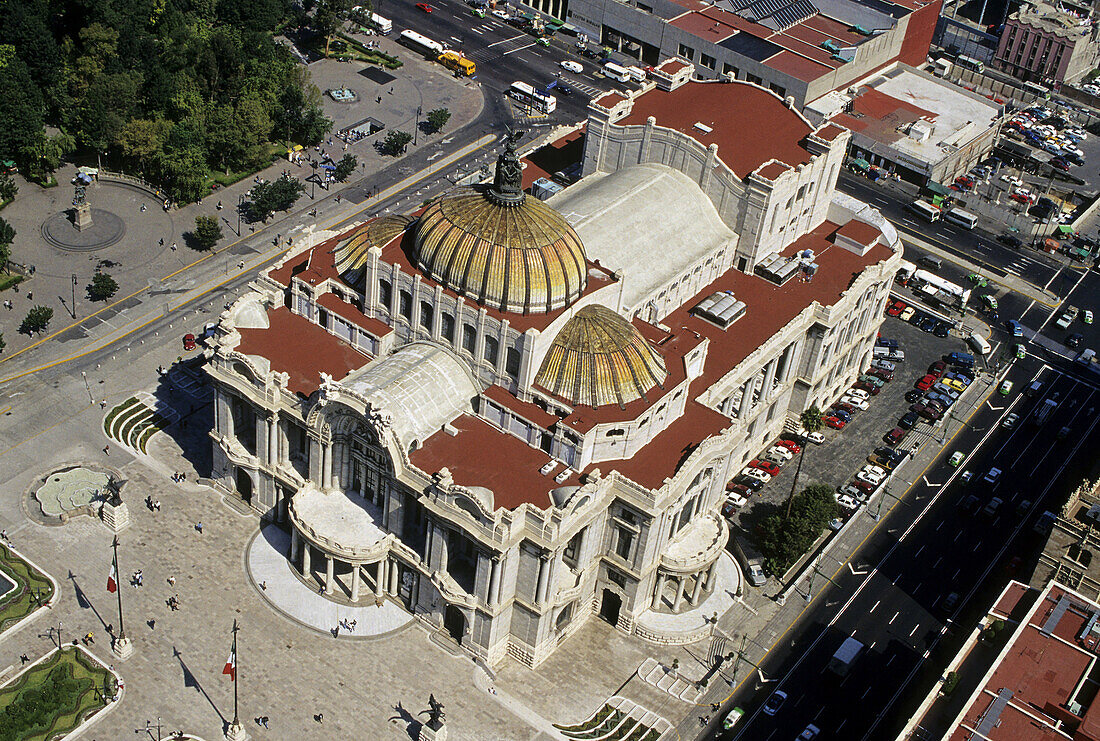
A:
[899,0,943,67]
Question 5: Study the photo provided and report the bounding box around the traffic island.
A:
[0,645,119,741]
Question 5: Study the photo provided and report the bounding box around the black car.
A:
[555,83,574,96]
[873,446,905,464]
[998,233,1023,249]
[960,494,981,515]
[1067,332,1084,348]
[905,389,925,403]
[919,316,938,333]
[909,312,926,326]
[1065,153,1085,166]
[736,476,765,492]
[899,411,919,429]
[933,321,951,338]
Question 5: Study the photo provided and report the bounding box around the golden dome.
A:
[536,305,667,408]
[333,215,414,285]
[412,134,587,314]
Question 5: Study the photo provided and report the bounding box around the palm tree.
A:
[785,406,824,518]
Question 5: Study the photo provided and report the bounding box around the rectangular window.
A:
[563,529,585,567]
[378,279,392,310]
[419,301,433,330]
[615,528,634,560]
[677,44,695,60]
[637,1,652,11]
[505,346,521,376]
[462,324,477,353]
[722,63,739,77]
[441,312,455,343]
[746,73,762,85]
[483,336,499,366]
[700,53,716,70]
[770,83,786,98]
[399,290,412,319]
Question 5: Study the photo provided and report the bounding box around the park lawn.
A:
[0,647,115,741]
[0,543,54,635]
[0,274,23,292]
[204,144,284,192]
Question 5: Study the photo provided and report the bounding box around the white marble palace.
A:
[204,59,902,668]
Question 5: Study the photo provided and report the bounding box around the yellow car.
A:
[943,378,966,393]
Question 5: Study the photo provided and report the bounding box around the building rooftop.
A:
[833,66,1002,169]
[1012,2,1093,38]
[945,581,1100,741]
[235,307,371,396]
[619,80,814,179]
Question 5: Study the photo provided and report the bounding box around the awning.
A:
[1057,225,1075,235]
[849,158,870,171]
[545,19,564,29]
[925,181,952,197]
[1074,247,1091,257]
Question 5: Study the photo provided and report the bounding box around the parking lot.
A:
[728,307,972,540]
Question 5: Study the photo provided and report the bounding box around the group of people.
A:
[171,471,186,483]
[166,594,181,611]
[131,569,144,587]
[145,495,162,511]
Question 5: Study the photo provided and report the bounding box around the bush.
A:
[381,130,413,156]
[942,671,959,695]
[334,154,357,182]
[756,482,838,575]
[19,305,53,335]
[191,215,223,250]
[427,108,451,133]
[87,272,118,302]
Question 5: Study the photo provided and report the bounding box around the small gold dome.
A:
[333,215,414,285]
[536,305,667,408]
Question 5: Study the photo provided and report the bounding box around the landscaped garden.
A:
[0,647,116,741]
[103,396,171,453]
[555,701,664,741]
[0,544,54,636]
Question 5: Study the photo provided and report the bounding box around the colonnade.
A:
[722,339,800,419]
[289,528,400,602]
[650,560,718,612]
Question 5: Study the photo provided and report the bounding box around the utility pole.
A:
[225,620,245,741]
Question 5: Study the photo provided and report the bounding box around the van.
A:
[1077,348,1096,364]
[873,346,892,359]
[946,352,975,368]
[968,331,991,356]
[918,255,943,270]
[626,66,647,83]
[887,350,905,362]
[733,536,767,587]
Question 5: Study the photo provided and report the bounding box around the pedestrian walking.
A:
[259,580,267,591]
[148,618,156,629]
[153,500,161,511]
[261,716,269,729]
[315,713,323,724]
[103,445,110,455]
[167,575,176,586]
[20,654,28,664]
[140,203,147,212]
[195,521,203,534]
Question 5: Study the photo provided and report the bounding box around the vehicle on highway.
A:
[940,591,960,614]
[509,81,557,113]
[828,637,865,676]
[824,416,847,429]
[960,494,980,514]
[797,723,821,740]
[998,233,1024,249]
[983,467,1002,485]
[750,459,781,476]
[1067,332,1084,348]
[416,2,432,11]
[1026,380,1043,397]
[998,380,1014,396]
[1005,319,1024,337]
[1085,310,1094,324]
[722,707,744,730]
[949,451,965,467]
[491,7,509,17]
[983,497,1003,518]
[1014,343,1026,359]
[761,690,787,716]
[967,273,988,287]
[741,467,771,482]
[898,306,916,322]
[1002,412,1019,429]
[885,427,907,445]
[1033,397,1058,425]
[559,60,583,73]
[1056,306,1079,329]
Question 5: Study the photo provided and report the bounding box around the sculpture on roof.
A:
[488,129,526,206]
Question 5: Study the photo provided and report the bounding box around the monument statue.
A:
[487,129,527,206]
[71,176,93,231]
[426,694,445,728]
[73,182,87,207]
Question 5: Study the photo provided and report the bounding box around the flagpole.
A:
[110,536,133,659]
[232,620,239,727]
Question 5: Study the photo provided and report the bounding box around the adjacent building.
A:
[818,63,1004,185]
[993,1,1100,87]
[203,59,901,669]
[1031,477,1100,601]
[524,0,940,108]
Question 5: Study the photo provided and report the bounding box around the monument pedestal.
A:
[419,722,448,741]
[73,201,93,231]
[112,635,134,660]
[101,500,131,532]
[225,719,247,741]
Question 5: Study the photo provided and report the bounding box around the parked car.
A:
[853,381,880,395]
[867,368,893,382]
[741,467,771,482]
[886,300,906,317]
[898,306,916,322]
[928,360,947,375]
[942,378,967,393]
[837,493,861,510]
[857,467,885,486]
[874,446,906,465]
[840,395,869,410]
[767,446,794,462]
[898,411,919,429]
[884,427,907,445]
[876,338,899,349]
[750,459,781,476]
[916,375,936,391]
[871,359,896,372]
[933,321,951,338]
[849,479,877,497]
[776,439,802,454]
[824,416,847,429]
[827,409,852,423]
[721,496,745,517]
[805,431,826,445]
[847,388,870,400]
[905,390,925,403]
[736,476,765,492]
[727,483,754,499]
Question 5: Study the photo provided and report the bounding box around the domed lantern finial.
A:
[488,130,526,207]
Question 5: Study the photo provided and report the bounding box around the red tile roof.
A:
[314,292,394,339]
[594,91,628,108]
[766,50,836,82]
[668,13,740,42]
[756,161,791,181]
[269,244,342,288]
[409,414,579,510]
[815,123,848,142]
[235,307,371,396]
[620,81,813,179]
[836,219,881,246]
[482,385,559,429]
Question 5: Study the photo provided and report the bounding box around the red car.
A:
[824,416,847,430]
[915,374,936,390]
[777,440,801,454]
[886,300,906,317]
[183,333,197,351]
[726,483,753,498]
[884,427,907,445]
[853,381,880,396]
[416,2,433,10]
[867,368,893,382]
[750,459,781,476]
[851,479,876,495]
[928,360,947,376]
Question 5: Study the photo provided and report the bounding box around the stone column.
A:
[738,377,756,419]
[689,570,706,605]
[375,559,386,598]
[488,558,501,606]
[351,564,361,602]
[268,413,279,466]
[290,529,301,562]
[536,553,550,605]
[302,542,311,577]
[762,358,778,400]
[278,419,289,464]
[340,443,352,490]
[389,560,399,596]
[673,577,686,612]
[358,465,368,499]
[257,413,269,464]
[436,526,449,572]
[325,555,335,595]
[652,572,667,609]
[322,443,333,489]
[493,554,506,605]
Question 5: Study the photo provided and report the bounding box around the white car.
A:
[741,467,772,482]
[491,8,510,18]
[559,60,583,74]
[767,446,794,461]
[847,388,870,400]
[841,396,869,410]
[898,306,916,322]
[1002,412,1019,429]
[837,494,860,510]
[806,431,826,445]
[999,173,1023,187]
[725,492,747,509]
[857,466,886,485]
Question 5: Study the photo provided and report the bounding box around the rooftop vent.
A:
[692,291,747,329]
[693,122,714,134]
[755,252,803,286]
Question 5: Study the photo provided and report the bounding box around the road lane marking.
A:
[502,42,535,55]
[909,624,919,637]
[870,600,879,613]
[889,611,898,624]
[933,556,942,569]
[488,35,524,46]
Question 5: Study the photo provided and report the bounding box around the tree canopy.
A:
[0,0,332,201]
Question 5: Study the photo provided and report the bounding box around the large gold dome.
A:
[536,305,667,408]
[412,134,587,314]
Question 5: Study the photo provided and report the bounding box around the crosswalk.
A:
[557,75,603,98]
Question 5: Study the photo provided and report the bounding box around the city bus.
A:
[602,61,631,83]
[509,81,557,113]
[907,200,942,222]
[943,208,978,229]
[438,50,476,76]
[399,29,445,57]
[955,55,984,73]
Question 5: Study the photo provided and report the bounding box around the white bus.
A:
[602,61,631,82]
[907,200,941,222]
[368,12,392,34]
[509,81,556,113]
[399,29,444,57]
[943,208,978,229]
[956,55,984,73]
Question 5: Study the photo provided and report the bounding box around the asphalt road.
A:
[708,345,1100,740]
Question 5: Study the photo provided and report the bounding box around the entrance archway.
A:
[443,605,465,645]
[235,468,253,503]
[599,589,621,626]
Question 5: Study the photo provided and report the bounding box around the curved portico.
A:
[651,512,728,612]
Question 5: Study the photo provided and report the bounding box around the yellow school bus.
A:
[437,50,476,76]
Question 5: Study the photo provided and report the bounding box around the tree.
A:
[314,0,354,57]
[0,332,5,354]
[785,405,824,518]
[0,242,10,275]
[0,217,14,248]
[381,129,412,156]
[334,153,357,182]
[87,272,118,301]
[191,215,224,250]
[756,483,837,575]
[426,107,451,133]
[248,176,305,221]
[19,305,53,335]
[0,172,17,202]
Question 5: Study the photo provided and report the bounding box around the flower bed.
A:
[556,704,613,734]
[0,647,115,741]
[0,545,54,635]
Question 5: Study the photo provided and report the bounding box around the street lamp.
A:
[71,275,78,319]
[81,371,93,405]
[311,161,317,200]
[236,194,244,237]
